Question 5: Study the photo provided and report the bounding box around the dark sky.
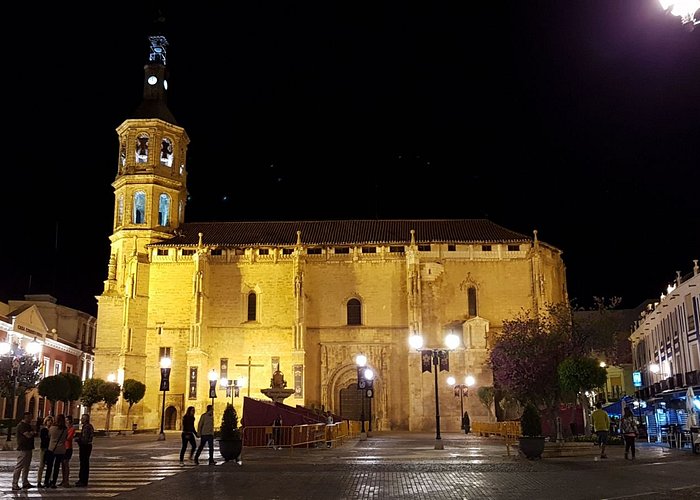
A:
[2,2,699,317]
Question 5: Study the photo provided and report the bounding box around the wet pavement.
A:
[1,431,698,499]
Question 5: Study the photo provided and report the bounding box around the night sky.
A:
[2,2,698,317]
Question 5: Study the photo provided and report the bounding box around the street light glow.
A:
[160,356,172,369]
[408,333,424,350]
[356,354,367,367]
[465,375,475,387]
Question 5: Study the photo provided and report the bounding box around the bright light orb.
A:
[408,333,424,350]
[446,376,456,386]
[355,354,367,367]
[466,375,476,387]
[444,333,460,350]
[160,357,172,369]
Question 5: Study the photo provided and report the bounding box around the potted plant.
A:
[518,403,545,459]
[218,403,242,463]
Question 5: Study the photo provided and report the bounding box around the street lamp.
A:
[355,354,374,441]
[225,379,240,405]
[365,368,375,434]
[659,0,700,31]
[158,356,172,441]
[409,332,460,450]
[447,374,475,433]
[208,369,218,408]
[0,340,18,445]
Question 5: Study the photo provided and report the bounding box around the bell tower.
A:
[94,35,189,429]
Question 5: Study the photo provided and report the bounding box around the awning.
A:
[603,396,634,417]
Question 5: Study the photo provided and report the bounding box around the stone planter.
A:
[518,436,545,460]
[219,439,242,462]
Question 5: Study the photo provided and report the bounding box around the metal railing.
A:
[241,420,359,453]
[471,421,522,456]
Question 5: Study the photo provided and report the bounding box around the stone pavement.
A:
[1,431,698,499]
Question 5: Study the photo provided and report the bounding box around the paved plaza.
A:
[1,431,698,499]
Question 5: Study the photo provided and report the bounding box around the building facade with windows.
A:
[0,295,96,424]
[630,261,700,441]
[92,36,569,432]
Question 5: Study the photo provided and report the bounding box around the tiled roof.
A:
[149,219,533,247]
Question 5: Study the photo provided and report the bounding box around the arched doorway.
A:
[165,406,178,430]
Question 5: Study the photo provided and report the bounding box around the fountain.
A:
[261,365,295,403]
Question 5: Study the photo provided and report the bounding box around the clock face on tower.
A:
[148,75,158,85]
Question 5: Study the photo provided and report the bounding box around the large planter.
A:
[518,436,546,460]
[219,439,242,462]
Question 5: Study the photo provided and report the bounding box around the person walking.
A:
[12,411,37,491]
[591,401,611,459]
[75,413,94,487]
[44,414,67,488]
[194,405,216,465]
[36,415,53,487]
[179,406,198,465]
[621,406,639,460]
[59,415,75,487]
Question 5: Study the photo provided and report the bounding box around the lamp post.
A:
[447,374,475,433]
[0,340,18,445]
[208,369,218,408]
[355,354,375,441]
[226,379,240,405]
[409,332,460,450]
[158,356,172,441]
[365,368,374,433]
[658,0,700,31]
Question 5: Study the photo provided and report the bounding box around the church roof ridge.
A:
[149,219,538,248]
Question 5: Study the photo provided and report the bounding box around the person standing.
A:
[591,401,611,459]
[194,405,216,465]
[621,406,638,460]
[272,414,283,450]
[44,414,67,488]
[75,413,94,487]
[179,406,198,465]
[36,415,53,487]
[60,415,75,487]
[12,412,36,491]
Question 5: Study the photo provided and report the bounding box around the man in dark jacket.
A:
[75,413,94,487]
[12,412,36,490]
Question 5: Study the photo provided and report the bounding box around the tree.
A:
[489,303,573,437]
[477,386,495,421]
[80,378,105,414]
[59,372,83,415]
[558,357,608,436]
[122,379,146,430]
[0,355,41,418]
[38,375,71,416]
[98,381,121,433]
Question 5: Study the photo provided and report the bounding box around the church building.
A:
[93,36,569,433]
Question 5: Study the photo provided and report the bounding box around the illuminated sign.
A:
[633,371,642,387]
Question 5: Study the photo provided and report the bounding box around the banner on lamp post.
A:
[421,351,432,373]
[439,352,449,372]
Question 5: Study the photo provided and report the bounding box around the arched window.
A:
[160,137,174,167]
[117,195,124,227]
[247,292,257,321]
[467,286,478,317]
[158,193,171,226]
[135,134,149,163]
[133,191,146,224]
[347,298,362,325]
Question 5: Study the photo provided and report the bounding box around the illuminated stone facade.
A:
[92,37,569,432]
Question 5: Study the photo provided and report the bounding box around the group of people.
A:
[12,411,95,491]
[179,405,217,465]
[591,401,639,460]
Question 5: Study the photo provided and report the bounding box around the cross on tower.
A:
[235,356,265,398]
